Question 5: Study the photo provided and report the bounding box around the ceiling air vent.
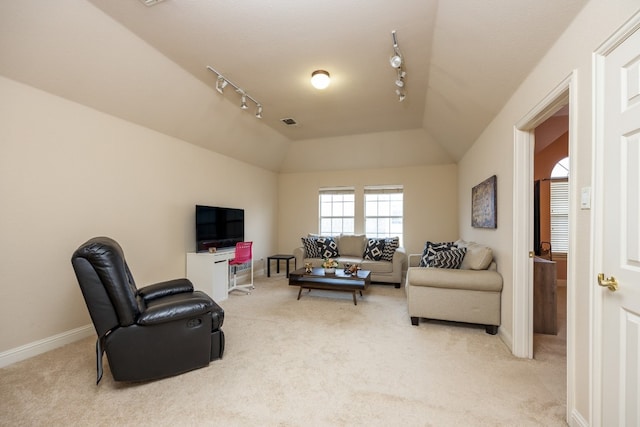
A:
[280,118,298,126]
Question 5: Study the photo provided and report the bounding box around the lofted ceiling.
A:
[0,0,588,170]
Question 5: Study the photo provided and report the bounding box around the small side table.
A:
[267,254,296,278]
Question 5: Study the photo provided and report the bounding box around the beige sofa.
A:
[293,234,407,287]
[405,241,503,334]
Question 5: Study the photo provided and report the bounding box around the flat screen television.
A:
[195,205,244,252]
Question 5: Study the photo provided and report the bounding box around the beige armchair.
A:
[405,242,503,335]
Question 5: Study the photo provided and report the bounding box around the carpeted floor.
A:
[0,276,567,426]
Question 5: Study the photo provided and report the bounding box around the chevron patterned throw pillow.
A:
[431,247,467,269]
[420,241,456,267]
[301,236,321,258]
[381,237,400,262]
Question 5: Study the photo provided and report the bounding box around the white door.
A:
[594,14,640,427]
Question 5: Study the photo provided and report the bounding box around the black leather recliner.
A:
[71,236,225,383]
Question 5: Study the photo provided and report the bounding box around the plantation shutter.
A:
[550,181,569,253]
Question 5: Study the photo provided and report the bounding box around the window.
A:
[319,188,355,236]
[550,157,569,253]
[364,186,403,245]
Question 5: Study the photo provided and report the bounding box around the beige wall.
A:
[457,0,640,422]
[0,76,278,353]
[278,164,458,256]
[280,129,454,173]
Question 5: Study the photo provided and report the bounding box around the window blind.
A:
[550,181,569,253]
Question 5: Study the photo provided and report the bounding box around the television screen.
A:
[196,205,244,251]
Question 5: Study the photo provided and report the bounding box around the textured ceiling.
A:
[0,0,588,169]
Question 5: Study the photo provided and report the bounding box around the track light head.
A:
[256,104,263,119]
[216,77,228,94]
[396,89,406,102]
[390,54,403,69]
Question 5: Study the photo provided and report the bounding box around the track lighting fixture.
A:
[207,66,263,119]
[390,30,407,101]
[311,70,331,90]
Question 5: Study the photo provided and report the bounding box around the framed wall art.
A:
[472,175,497,228]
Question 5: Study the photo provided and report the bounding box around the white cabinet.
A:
[186,250,235,302]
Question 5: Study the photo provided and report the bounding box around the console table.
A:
[186,249,235,302]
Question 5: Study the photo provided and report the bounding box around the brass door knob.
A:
[598,273,619,291]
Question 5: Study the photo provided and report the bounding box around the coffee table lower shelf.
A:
[288,268,371,305]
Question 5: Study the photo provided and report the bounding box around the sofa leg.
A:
[411,317,419,326]
[485,325,498,335]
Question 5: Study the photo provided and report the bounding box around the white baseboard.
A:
[499,326,514,355]
[0,270,274,369]
[570,408,588,427]
[0,324,94,368]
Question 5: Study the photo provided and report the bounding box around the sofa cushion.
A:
[363,238,385,261]
[381,237,400,261]
[360,259,393,273]
[460,242,493,270]
[337,256,363,266]
[339,234,366,257]
[431,247,467,269]
[301,236,321,258]
[420,241,456,267]
[407,267,503,292]
[317,237,339,258]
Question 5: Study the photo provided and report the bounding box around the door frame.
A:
[591,11,640,426]
[512,72,577,417]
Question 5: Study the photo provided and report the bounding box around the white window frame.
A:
[364,186,403,246]
[319,187,355,236]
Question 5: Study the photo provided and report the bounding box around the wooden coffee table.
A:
[288,267,371,305]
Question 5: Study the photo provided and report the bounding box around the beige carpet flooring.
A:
[0,276,567,426]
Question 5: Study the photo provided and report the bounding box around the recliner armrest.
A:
[138,278,194,302]
[138,293,213,325]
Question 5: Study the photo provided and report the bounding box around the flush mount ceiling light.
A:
[138,0,165,6]
[390,30,407,102]
[311,70,331,90]
[207,66,263,119]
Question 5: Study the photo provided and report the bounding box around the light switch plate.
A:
[581,187,591,209]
